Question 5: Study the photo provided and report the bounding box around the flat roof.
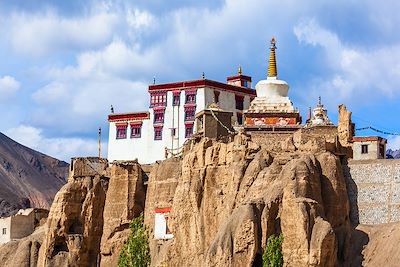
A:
[353,136,387,143]
[108,112,150,122]
[148,79,256,96]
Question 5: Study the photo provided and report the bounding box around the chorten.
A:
[305,97,333,127]
[244,38,301,131]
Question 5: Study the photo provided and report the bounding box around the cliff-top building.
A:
[108,69,256,164]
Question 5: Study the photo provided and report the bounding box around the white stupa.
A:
[306,97,333,127]
[244,38,301,130]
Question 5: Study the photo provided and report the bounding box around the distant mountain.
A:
[0,132,68,217]
[386,149,400,159]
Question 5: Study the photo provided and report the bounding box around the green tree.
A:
[118,213,151,267]
[262,234,284,267]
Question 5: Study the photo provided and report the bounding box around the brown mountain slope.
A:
[0,132,68,217]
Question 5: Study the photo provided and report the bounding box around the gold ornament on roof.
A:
[238,65,242,75]
[267,37,277,78]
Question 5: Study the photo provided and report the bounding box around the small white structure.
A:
[154,208,173,240]
[305,97,333,127]
[352,136,387,160]
[108,70,256,164]
[0,208,36,244]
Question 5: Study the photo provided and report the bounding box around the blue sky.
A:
[1,0,400,161]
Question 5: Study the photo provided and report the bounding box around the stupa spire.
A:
[267,37,277,78]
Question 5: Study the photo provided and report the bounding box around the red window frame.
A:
[154,110,165,124]
[185,90,196,104]
[185,123,194,138]
[130,123,142,138]
[173,91,180,106]
[150,92,167,107]
[154,127,163,140]
[116,124,127,139]
[184,106,196,121]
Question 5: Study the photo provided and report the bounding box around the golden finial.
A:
[238,65,242,75]
[267,36,277,78]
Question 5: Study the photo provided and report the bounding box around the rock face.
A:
[100,161,146,267]
[0,133,68,217]
[148,133,352,266]
[37,158,109,267]
[0,225,45,267]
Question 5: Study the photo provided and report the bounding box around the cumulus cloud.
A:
[293,18,400,108]
[5,125,106,161]
[0,76,20,101]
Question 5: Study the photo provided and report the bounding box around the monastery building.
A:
[108,67,256,164]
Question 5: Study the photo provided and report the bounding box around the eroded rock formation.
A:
[100,161,146,267]
[37,158,109,267]
[148,133,352,266]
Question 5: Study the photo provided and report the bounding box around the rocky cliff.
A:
[4,131,400,266]
[0,132,68,217]
[148,133,352,266]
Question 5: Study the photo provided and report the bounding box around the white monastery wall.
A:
[108,119,151,163]
[0,217,11,244]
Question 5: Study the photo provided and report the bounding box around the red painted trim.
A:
[108,112,150,122]
[153,106,166,111]
[116,123,128,127]
[227,75,252,82]
[184,121,194,125]
[130,122,143,126]
[149,79,256,96]
[155,207,171,213]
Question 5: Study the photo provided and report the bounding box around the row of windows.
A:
[116,124,142,139]
[153,107,195,125]
[151,91,196,107]
[116,124,193,140]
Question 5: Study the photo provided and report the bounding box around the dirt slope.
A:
[0,132,68,216]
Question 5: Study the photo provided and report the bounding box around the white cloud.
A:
[5,125,107,161]
[0,75,20,101]
[293,18,400,108]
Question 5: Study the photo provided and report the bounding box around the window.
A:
[242,80,249,88]
[171,128,176,137]
[154,208,173,240]
[214,90,220,103]
[237,112,243,125]
[235,95,244,110]
[185,124,193,138]
[154,127,163,140]
[361,144,368,154]
[150,92,167,107]
[184,107,196,121]
[173,92,180,106]
[116,125,127,139]
[2,228,6,235]
[130,124,142,138]
[154,111,164,124]
[185,91,196,104]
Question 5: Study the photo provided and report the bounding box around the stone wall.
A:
[10,211,35,239]
[344,159,400,224]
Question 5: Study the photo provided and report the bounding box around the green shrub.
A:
[118,213,151,267]
[262,234,283,267]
